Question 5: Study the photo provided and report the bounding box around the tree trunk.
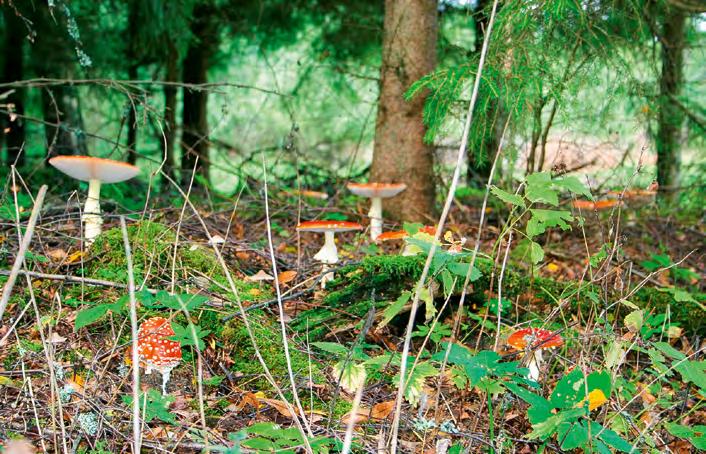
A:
[126,63,139,164]
[163,40,179,180]
[370,0,438,222]
[2,7,26,167]
[656,6,687,204]
[180,3,218,186]
[126,0,139,165]
[466,0,505,186]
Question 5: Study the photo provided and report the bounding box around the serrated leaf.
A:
[75,304,110,330]
[491,186,526,208]
[624,310,643,333]
[380,291,411,329]
[554,176,593,200]
[529,241,544,264]
[312,342,349,356]
[333,361,366,393]
[525,172,559,206]
[446,262,482,281]
[168,322,210,351]
[420,286,435,322]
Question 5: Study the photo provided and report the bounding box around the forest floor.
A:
[0,188,704,453]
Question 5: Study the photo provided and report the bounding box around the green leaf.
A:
[420,286,436,322]
[491,186,526,208]
[554,176,593,200]
[242,437,276,450]
[380,291,411,329]
[203,375,225,386]
[398,361,438,406]
[529,241,545,264]
[525,172,559,206]
[332,361,366,393]
[591,421,633,452]
[122,389,176,424]
[559,421,589,450]
[624,310,644,333]
[312,342,349,356]
[168,322,210,351]
[155,291,209,311]
[75,304,110,330]
[446,262,482,281]
[246,422,282,437]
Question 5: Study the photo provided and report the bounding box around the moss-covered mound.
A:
[291,255,704,336]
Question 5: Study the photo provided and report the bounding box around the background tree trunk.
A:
[370,0,438,222]
[2,7,26,167]
[180,3,218,186]
[125,0,139,165]
[467,0,505,186]
[655,6,686,204]
[163,40,179,181]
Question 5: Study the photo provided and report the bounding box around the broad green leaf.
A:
[398,361,438,406]
[491,186,526,208]
[312,342,349,356]
[421,286,435,322]
[529,241,544,264]
[122,389,176,424]
[624,310,643,333]
[245,422,281,437]
[559,421,589,450]
[554,176,593,200]
[590,421,633,452]
[652,342,686,360]
[525,172,559,206]
[380,291,411,329]
[242,437,276,450]
[446,262,482,281]
[75,304,110,330]
[168,322,210,351]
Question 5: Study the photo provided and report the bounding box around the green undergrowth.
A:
[221,312,349,415]
[83,220,268,301]
[291,255,705,338]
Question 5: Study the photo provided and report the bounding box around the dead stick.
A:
[0,269,159,294]
[0,185,48,322]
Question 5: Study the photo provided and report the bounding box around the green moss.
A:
[292,254,704,337]
[83,220,270,301]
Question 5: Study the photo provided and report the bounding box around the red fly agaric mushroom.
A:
[49,156,139,244]
[347,183,406,240]
[507,328,563,382]
[135,316,182,395]
[296,220,362,287]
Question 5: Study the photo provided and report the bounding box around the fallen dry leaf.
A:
[277,270,297,285]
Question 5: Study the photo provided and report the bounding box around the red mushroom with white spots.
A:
[507,327,563,382]
[296,220,362,287]
[347,183,406,240]
[135,317,182,395]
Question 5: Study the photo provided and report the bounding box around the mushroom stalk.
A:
[320,264,334,289]
[83,178,103,244]
[313,230,339,264]
[368,197,383,240]
[161,370,171,396]
[527,349,543,382]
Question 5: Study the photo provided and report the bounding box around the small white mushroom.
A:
[347,183,406,240]
[49,156,139,245]
[296,220,363,288]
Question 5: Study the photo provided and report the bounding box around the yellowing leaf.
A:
[546,262,560,273]
[587,389,608,410]
[332,361,367,393]
[248,288,262,297]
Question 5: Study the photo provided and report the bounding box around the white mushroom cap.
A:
[49,156,139,183]
[347,183,406,198]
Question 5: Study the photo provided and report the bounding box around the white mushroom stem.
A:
[320,264,335,289]
[313,231,339,264]
[368,197,383,240]
[161,369,171,395]
[83,178,103,244]
[527,349,544,382]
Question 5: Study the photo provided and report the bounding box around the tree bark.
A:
[2,7,26,166]
[656,6,687,204]
[466,0,505,186]
[126,0,139,165]
[180,3,218,186]
[370,0,438,222]
[163,40,179,180]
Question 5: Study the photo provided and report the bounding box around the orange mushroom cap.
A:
[296,220,363,233]
[376,230,408,242]
[507,328,563,351]
[49,155,139,183]
[571,199,621,210]
[135,317,182,372]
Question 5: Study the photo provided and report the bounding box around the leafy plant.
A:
[122,389,176,424]
[507,369,633,452]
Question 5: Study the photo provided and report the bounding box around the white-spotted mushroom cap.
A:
[135,317,182,373]
[347,182,406,198]
[507,328,563,351]
[49,155,139,183]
